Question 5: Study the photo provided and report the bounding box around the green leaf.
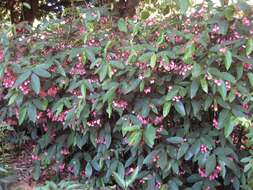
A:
[183,43,195,63]
[14,70,31,87]
[113,171,126,189]
[177,143,189,159]
[23,2,31,9]
[28,103,37,123]
[31,73,40,94]
[224,50,232,70]
[217,80,227,100]
[163,101,172,117]
[246,38,253,56]
[200,78,208,93]
[247,72,253,87]
[33,67,51,78]
[99,62,108,82]
[81,83,86,98]
[85,162,93,178]
[190,80,199,98]
[192,63,202,78]
[167,137,184,144]
[33,162,41,180]
[143,124,156,148]
[205,154,216,176]
[224,117,237,138]
[174,101,186,116]
[118,18,127,33]
[128,131,142,146]
[178,0,190,14]
[19,107,27,125]
[150,53,157,68]
[126,167,139,187]
[165,88,179,101]
[218,109,230,129]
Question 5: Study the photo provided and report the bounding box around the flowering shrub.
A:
[1,1,253,189]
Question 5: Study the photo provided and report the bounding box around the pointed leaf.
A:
[118,18,128,33]
[246,38,253,56]
[14,70,31,87]
[174,101,186,116]
[85,162,93,178]
[247,72,253,87]
[190,80,199,98]
[205,154,216,176]
[150,53,157,68]
[143,124,156,148]
[200,78,208,93]
[163,101,172,117]
[31,73,40,94]
[224,50,232,70]
[126,167,139,187]
[113,172,126,189]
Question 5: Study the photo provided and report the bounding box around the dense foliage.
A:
[1,1,253,189]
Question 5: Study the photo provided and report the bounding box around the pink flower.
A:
[198,168,207,177]
[113,100,128,110]
[144,87,151,94]
[48,86,58,97]
[212,25,220,33]
[2,69,16,88]
[200,144,209,153]
[213,79,221,86]
[209,165,221,180]
[61,148,70,155]
[242,17,250,26]
[32,154,39,161]
[213,118,218,129]
[59,163,65,172]
[219,48,226,53]
[0,49,4,61]
[19,80,31,95]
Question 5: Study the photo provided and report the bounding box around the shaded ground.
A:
[0,143,36,190]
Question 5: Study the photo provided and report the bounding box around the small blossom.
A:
[113,100,128,110]
[48,86,58,97]
[31,154,39,161]
[0,49,4,61]
[144,87,151,94]
[213,118,218,129]
[59,163,65,172]
[61,148,70,155]
[198,168,207,177]
[19,80,30,95]
[212,25,220,33]
[200,144,209,153]
[242,17,250,26]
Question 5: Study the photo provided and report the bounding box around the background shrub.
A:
[1,1,253,189]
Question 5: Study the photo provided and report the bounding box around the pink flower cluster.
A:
[213,118,218,129]
[0,49,3,61]
[69,56,86,75]
[96,137,106,145]
[61,147,70,155]
[160,60,193,76]
[47,109,67,123]
[172,96,183,102]
[113,100,128,110]
[242,17,250,27]
[137,114,148,125]
[200,144,209,153]
[87,118,101,127]
[198,165,221,180]
[47,86,59,97]
[19,80,31,95]
[2,69,16,88]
